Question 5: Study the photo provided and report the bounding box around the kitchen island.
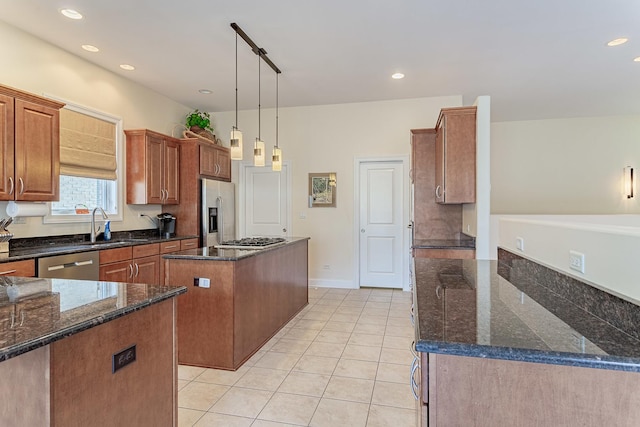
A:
[0,276,185,427]
[413,249,640,426]
[164,237,309,370]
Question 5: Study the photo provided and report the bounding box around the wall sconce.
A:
[624,166,634,199]
[329,173,337,187]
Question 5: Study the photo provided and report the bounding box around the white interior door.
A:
[359,161,404,288]
[243,163,290,237]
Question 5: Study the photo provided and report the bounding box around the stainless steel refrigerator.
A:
[201,178,235,247]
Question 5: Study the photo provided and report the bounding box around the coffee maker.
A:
[157,213,176,238]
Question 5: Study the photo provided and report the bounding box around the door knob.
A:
[282,228,287,233]
[361,229,365,233]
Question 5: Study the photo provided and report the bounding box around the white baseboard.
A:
[308,278,357,289]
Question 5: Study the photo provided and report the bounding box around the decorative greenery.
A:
[185,109,214,132]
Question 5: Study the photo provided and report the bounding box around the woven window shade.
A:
[59,109,117,180]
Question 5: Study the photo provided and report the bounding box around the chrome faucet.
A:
[90,207,109,243]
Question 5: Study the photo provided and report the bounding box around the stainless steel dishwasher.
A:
[37,251,100,280]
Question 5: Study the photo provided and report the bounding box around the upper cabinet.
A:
[435,106,476,204]
[125,129,180,205]
[0,84,64,202]
[199,142,231,182]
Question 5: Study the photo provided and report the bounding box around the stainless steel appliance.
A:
[38,251,100,280]
[157,213,176,238]
[215,237,285,250]
[201,178,235,247]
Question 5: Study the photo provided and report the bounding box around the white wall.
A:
[496,215,640,305]
[214,96,463,288]
[0,21,191,238]
[491,114,640,214]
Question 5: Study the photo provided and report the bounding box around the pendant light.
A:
[272,73,282,171]
[230,32,243,160]
[254,51,265,167]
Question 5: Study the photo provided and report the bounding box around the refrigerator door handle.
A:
[217,196,224,243]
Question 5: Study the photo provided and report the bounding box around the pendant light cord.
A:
[258,53,261,142]
[276,73,279,148]
[234,32,238,130]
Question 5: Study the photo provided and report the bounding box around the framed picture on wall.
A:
[309,173,337,207]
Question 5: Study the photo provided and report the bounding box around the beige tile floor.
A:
[177,287,417,427]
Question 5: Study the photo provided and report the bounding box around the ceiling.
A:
[1,0,639,122]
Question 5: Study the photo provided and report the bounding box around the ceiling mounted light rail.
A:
[230,23,283,169]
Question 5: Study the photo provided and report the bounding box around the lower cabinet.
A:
[99,244,160,284]
[0,259,35,277]
[418,352,640,426]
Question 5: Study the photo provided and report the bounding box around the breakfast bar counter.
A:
[0,277,185,426]
[413,249,640,426]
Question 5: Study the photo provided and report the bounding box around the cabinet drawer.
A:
[0,259,35,277]
[160,241,181,254]
[132,243,159,258]
[99,247,132,265]
[180,238,198,251]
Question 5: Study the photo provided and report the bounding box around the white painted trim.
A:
[238,160,292,238]
[309,278,357,289]
[353,155,411,291]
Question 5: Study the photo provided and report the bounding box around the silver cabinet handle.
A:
[436,285,442,299]
[435,185,442,199]
[165,244,178,250]
[128,264,134,279]
[9,311,15,329]
[134,263,139,277]
[410,356,419,400]
[8,177,13,196]
[19,310,25,327]
[18,177,24,196]
[0,269,17,276]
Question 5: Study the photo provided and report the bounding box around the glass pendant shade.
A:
[254,138,265,167]
[272,147,282,171]
[230,127,243,160]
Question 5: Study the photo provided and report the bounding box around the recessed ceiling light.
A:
[199,89,213,94]
[119,64,135,71]
[634,57,640,62]
[81,45,99,53]
[392,73,405,80]
[60,9,83,20]
[607,38,628,47]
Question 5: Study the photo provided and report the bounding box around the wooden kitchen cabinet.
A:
[99,243,160,284]
[199,142,231,181]
[435,106,476,204]
[0,84,64,202]
[125,129,180,205]
[0,259,35,277]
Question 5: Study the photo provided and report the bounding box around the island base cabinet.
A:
[169,240,309,370]
[425,353,640,427]
[0,298,178,427]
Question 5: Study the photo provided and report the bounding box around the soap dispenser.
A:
[104,220,111,241]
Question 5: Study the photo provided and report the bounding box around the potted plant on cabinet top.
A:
[185,109,216,142]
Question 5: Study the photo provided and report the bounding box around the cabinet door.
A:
[146,133,164,204]
[199,144,218,177]
[133,255,159,284]
[163,138,180,204]
[216,147,231,181]
[435,120,445,203]
[14,99,60,201]
[14,293,60,342]
[100,260,132,282]
[0,93,14,201]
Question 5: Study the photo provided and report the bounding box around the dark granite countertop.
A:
[413,255,640,372]
[0,276,186,362]
[0,231,198,263]
[412,239,476,249]
[163,237,310,261]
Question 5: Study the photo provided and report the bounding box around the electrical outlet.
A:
[569,250,585,274]
[12,217,26,224]
[193,277,210,288]
[516,237,524,251]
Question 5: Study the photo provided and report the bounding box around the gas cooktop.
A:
[215,237,286,249]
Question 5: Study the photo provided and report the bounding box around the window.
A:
[44,99,123,224]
